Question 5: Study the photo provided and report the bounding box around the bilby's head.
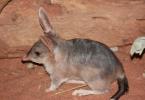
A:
[22,7,59,65]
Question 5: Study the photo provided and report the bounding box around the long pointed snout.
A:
[22,55,31,62]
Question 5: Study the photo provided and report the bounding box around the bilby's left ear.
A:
[39,7,56,37]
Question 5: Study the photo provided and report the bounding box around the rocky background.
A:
[0,1,145,100]
[0,0,145,58]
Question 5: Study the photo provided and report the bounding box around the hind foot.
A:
[72,89,109,96]
[66,80,85,84]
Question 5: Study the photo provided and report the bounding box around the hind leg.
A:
[66,80,85,84]
[72,80,110,96]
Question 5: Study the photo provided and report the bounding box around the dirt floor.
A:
[0,46,145,100]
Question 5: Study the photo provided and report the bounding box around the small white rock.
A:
[110,47,119,52]
[142,72,145,78]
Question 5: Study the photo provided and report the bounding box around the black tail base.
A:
[110,76,129,100]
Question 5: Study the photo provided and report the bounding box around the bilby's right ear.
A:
[39,7,56,37]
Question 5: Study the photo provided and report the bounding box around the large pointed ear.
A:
[38,7,55,37]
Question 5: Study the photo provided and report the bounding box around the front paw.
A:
[45,84,57,92]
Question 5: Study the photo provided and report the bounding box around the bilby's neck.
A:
[43,63,54,74]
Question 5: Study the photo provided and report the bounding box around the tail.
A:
[110,75,129,100]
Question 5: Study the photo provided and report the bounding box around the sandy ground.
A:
[0,46,145,100]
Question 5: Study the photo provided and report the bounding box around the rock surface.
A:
[0,0,145,47]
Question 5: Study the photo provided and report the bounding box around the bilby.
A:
[22,7,129,100]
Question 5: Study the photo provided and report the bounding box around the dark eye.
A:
[35,51,40,56]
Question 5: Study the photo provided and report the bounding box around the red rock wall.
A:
[0,0,145,48]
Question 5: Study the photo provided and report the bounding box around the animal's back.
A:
[61,39,122,68]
